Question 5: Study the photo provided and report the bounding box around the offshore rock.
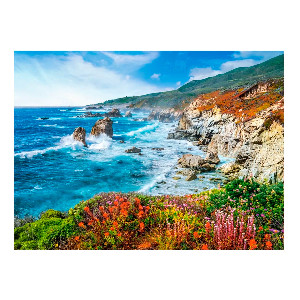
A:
[177,154,217,171]
[185,171,198,181]
[125,111,132,117]
[73,127,87,147]
[107,108,122,118]
[90,117,113,138]
[125,147,141,154]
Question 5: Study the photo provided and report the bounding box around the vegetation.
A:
[195,78,284,123]
[14,178,284,250]
[99,54,284,109]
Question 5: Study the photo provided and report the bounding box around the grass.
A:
[99,54,284,109]
[14,178,284,250]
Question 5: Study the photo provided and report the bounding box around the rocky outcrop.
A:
[125,111,132,117]
[79,108,122,118]
[185,171,198,181]
[147,109,183,123]
[107,108,122,118]
[169,81,284,182]
[177,154,218,172]
[73,127,87,147]
[125,147,141,154]
[90,117,113,138]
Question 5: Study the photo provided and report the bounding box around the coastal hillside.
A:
[99,54,283,109]
[168,79,284,182]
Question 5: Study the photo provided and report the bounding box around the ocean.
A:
[14,107,231,217]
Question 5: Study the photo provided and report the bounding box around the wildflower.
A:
[103,212,109,219]
[99,206,104,211]
[166,230,171,236]
[264,234,271,240]
[193,232,199,239]
[113,221,118,227]
[117,233,122,237]
[121,209,128,217]
[88,220,93,226]
[104,232,109,237]
[146,206,150,211]
[139,222,145,231]
[139,205,143,211]
[74,236,80,241]
[135,198,141,205]
[205,222,211,231]
[110,227,115,231]
[78,222,85,228]
[259,226,263,231]
[265,241,272,250]
[114,201,118,206]
[249,239,257,250]
[137,211,143,218]
[201,244,208,250]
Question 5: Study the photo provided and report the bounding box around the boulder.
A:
[205,151,220,164]
[185,171,198,181]
[106,108,122,118]
[178,154,206,169]
[90,117,113,138]
[125,147,141,154]
[125,111,132,118]
[173,176,181,180]
[73,127,87,147]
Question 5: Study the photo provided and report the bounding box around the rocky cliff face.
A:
[147,108,183,123]
[168,80,284,182]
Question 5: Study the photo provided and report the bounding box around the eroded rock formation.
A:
[90,117,113,138]
[73,127,87,147]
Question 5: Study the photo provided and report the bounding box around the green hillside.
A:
[99,54,284,109]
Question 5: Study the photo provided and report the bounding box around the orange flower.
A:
[201,244,208,250]
[115,195,120,200]
[120,209,128,217]
[104,232,109,237]
[137,211,143,218]
[193,232,199,239]
[265,241,272,250]
[114,200,119,206]
[103,212,109,219]
[166,230,171,236]
[135,198,141,205]
[249,239,257,250]
[259,226,263,231]
[99,206,104,211]
[74,236,80,241]
[138,205,143,211]
[264,234,271,240]
[78,222,85,228]
[88,220,93,226]
[139,222,145,231]
[146,206,150,211]
[113,221,118,227]
[110,227,115,231]
[84,206,90,212]
[205,222,211,231]
[109,207,113,213]
[117,233,122,237]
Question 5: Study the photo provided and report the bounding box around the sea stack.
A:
[73,127,87,147]
[90,117,113,138]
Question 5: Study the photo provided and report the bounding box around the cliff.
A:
[168,79,284,182]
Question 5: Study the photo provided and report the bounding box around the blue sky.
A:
[14,51,283,106]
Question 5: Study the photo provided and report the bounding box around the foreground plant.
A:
[14,178,284,250]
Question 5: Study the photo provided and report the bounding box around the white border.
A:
[1,0,300,299]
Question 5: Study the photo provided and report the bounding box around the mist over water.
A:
[14,107,231,217]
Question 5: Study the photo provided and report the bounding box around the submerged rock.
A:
[125,147,141,154]
[152,147,164,151]
[73,127,87,147]
[90,117,113,138]
[172,176,181,180]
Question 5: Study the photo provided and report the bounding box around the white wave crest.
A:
[126,122,159,137]
[86,134,112,150]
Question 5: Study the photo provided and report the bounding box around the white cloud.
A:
[14,53,164,106]
[220,59,257,72]
[151,73,160,79]
[101,51,159,72]
[189,67,222,81]
[233,51,283,60]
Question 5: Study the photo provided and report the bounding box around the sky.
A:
[14,51,283,106]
